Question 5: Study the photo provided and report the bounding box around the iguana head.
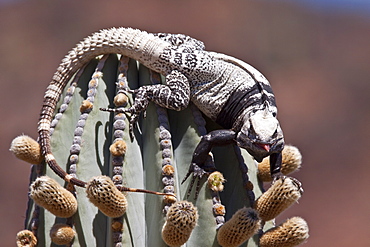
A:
[236,107,284,162]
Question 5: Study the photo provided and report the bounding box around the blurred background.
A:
[1,0,369,246]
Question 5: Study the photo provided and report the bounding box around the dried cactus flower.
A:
[217,207,260,247]
[30,176,77,218]
[213,203,226,216]
[49,223,76,246]
[161,201,198,247]
[16,230,37,247]
[10,135,43,165]
[111,220,123,232]
[86,175,127,218]
[258,145,302,182]
[259,217,309,247]
[208,171,226,192]
[109,140,127,156]
[254,177,302,221]
[162,164,175,176]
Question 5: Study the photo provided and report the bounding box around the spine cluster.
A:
[207,171,227,229]
[69,69,102,180]
[110,55,130,246]
[149,69,178,213]
[48,82,77,136]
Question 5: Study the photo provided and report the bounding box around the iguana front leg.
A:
[101,70,190,134]
[182,129,237,198]
[270,152,303,190]
[269,152,283,179]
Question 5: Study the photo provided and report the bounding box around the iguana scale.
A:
[38,27,285,189]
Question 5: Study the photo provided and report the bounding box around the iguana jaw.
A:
[236,111,284,162]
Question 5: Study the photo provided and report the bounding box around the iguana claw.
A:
[272,173,303,195]
[182,163,215,199]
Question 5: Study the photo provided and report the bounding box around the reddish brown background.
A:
[1,0,370,246]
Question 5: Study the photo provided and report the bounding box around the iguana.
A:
[38,27,285,191]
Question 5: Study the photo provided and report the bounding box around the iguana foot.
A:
[181,163,215,199]
[100,87,151,138]
[272,172,303,195]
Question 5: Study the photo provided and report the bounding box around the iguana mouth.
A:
[254,143,271,152]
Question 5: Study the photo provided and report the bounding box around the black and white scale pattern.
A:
[38,27,281,187]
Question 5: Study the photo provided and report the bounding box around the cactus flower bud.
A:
[50,223,76,246]
[30,176,77,218]
[208,171,226,192]
[16,230,37,247]
[258,145,302,182]
[217,207,260,247]
[10,135,43,165]
[259,217,309,247]
[86,175,127,218]
[162,201,198,247]
[254,177,302,221]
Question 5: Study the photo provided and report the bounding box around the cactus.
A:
[12,54,309,246]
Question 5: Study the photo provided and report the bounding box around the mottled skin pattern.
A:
[38,27,286,190]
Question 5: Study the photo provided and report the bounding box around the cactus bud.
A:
[86,175,127,218]
[10,135,43,165]
[162,201,198,247]
[259,217,309,247]
[30,176,77,218]
[254,177,302,221]
[208,171,226,192]
[80,100,93,113]
[114,93,128,107]
[16,230,37,247]
[49,223,75,245]
[258,145,302,182]
[217,207,260,247]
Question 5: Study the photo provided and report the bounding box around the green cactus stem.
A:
[11,53,308,247]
